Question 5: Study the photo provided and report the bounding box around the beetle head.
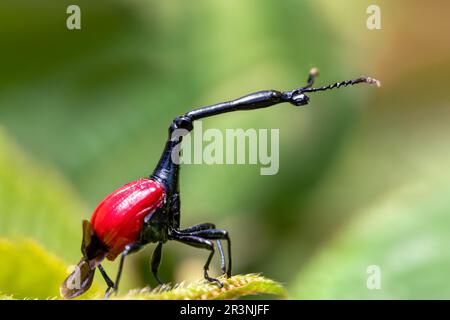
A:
[286,68,380,107]
[290,93,310,106]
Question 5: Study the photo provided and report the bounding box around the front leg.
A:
[181,228,231,277]
[179,223,216,233]
[178,223,228,275]
[170,231,223,286]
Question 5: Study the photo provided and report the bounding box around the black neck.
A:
[151,139,180,194]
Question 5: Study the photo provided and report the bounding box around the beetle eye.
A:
[291,93,310,106]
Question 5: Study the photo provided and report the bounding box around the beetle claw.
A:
[214,279,224,288]
[205,274,223,287]
[103,286,117,300]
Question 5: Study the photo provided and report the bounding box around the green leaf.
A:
[291,180,450,299]
[0,238,72,299]
[0,127,84,262]
[0,128,108,299]
[0,238,103,299]
[117,274,287,300]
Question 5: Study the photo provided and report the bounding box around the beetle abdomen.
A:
[90,178,165,260]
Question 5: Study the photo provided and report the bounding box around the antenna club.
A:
[309,67,319,77]
[365,76,381,87]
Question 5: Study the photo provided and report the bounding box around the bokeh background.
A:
[1,0,450,299]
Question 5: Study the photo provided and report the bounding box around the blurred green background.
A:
[1,0,450,299]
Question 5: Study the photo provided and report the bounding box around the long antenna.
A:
[301,76,381,94]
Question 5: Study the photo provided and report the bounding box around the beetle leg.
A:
[179,223,216,233]
[109,242,142,297]
[216,240,226,275]
[151,242,164,285]
[98,264,114,287]
[98,264,115,299]
[177,224,226,274]
[170,233,223,286]
[183,229,231,277]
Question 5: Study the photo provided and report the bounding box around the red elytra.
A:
[90,178,166,260]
